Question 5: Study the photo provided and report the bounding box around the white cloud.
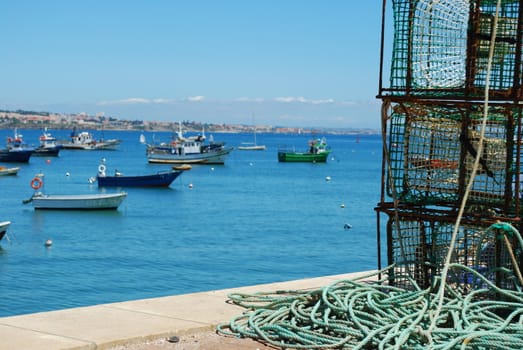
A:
[275,97,297,103]
[152,98,176,104]
[309,98,334,105]
[186,96,205,102]
[98,98,150,105]
[274,97,335,104]
[235,97,265,102]
[98,95,342,107]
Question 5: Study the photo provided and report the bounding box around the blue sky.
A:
[1,1,388,129]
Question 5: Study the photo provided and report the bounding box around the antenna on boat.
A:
[177,122,184,140]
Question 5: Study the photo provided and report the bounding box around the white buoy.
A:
[188,183,193,189]
[45,239,53,247]
[65,172,70,177]
[211,167,215,171]
[325,176,331,181]
[340,204,345,208]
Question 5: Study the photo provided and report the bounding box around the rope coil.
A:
[218,260,523,349]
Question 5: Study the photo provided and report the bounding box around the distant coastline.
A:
[0,109,379,135]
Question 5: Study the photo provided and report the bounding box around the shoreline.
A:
[0,270,376,350]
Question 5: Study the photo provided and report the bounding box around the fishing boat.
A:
[33,128,62,156]
[27,192,127,210]
[0,148,33,162]
[0,166,20,176]
[23,175,127,210]
[95,161,182,187]
[146,124,233,164]
[277,137,331,163]
[0,129,34,163]
[61,128,121,150]
[238,126,266,151]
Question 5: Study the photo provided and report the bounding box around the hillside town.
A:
[0,109,376,135]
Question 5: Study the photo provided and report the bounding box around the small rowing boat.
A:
[23,174,127,210]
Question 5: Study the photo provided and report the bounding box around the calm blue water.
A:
[0,129,385,317]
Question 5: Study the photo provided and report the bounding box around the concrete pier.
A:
[0,270,375,350]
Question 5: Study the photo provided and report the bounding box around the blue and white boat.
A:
[34,128,62,156]
[95,161,182,187]
[0,129,34,163]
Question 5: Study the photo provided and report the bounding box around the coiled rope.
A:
[217,254,523,349]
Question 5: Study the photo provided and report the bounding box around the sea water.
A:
[0,129,386,317]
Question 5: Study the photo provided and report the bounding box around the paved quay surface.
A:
[0,270,376,350]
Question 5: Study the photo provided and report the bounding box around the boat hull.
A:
[237,144,266,151]
[277,151,330,163]
[0,166,20,176]
[33,146,62,156]
[97,171,182,187]
[0,150,33,163]
[147,147,233,164]
[61,140,121,150]
[31,192,127,210]
[0,221,10,241]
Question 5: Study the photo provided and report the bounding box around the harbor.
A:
[0,270,375,350]
[0,129,382,318]
[4,1,523,348]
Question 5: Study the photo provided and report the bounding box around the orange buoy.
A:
[30,177,43,190]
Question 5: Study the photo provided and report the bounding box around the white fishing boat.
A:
[61,128,121,150]
[146,124,233,164]
[27,192,127,210]
[23,174,127,210]
[0,166,20,176]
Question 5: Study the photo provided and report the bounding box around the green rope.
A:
[217,263,523,349]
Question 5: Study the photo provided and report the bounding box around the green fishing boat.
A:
[278,137,331,163]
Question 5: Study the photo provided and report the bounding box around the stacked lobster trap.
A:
[376,0,523,291]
